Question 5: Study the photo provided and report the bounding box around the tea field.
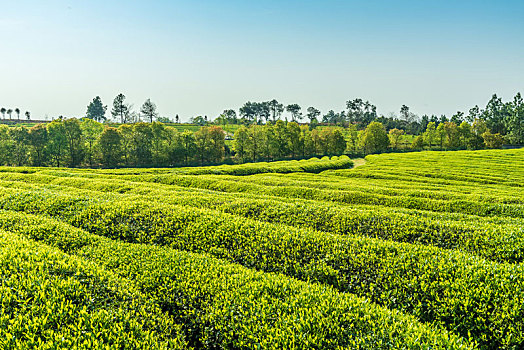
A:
[1,149,523,349]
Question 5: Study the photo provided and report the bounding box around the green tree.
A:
[423,122,437,149]
[482,131,504,149]
[436,123,446,149]
[411,135,424,149]
[443,122,460,148]
[15,108,20,120]
[245,125,266,161]
[360,122,389,154]
[457,121,472,149]
[0,108,5,120]
[132,122,153,166]
[287,122,302,158]
[25,111,30,120]
[98,127,122,167]
[300,125,315,157]
[505,92,524,144]
[286,104,302,122]
[330,129,347,155]
[481,94,508,134]
[239,102,257,124]
[346,124,359,152]
[346,99,377,125]
[233,126,249,162]
[28,124,48,166]
[46,119,67,167]
[0,125,12,164]
[151,122,168,165]
[111,93,129,123]
[194,127,211,164]
[178,130,196,165]
[141,98,158,123]
[388,128,404,149]
[207,126,226,163]
[86,96,107,122]
[306,107,321,124]
[9,126,29,165]
[81,118,104,166]
[272,120,289,158]
[268,99,284,122]
[63,118,85,167]
[117,124,134,166]
[7,109,12,120]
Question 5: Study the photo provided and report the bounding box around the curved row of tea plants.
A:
[0,230,187,349]
[1,195,523,348]
[0,211,471,349]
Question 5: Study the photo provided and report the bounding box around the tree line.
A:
[217,93,523,145]
[0,107,30,121]
[0,115,505,169]
[84,92,523,148]
[0,118,347,168]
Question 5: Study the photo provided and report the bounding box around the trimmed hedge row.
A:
[0,230,186,349]
[0,211,471,349]
[0,197,522,348]
[1,183,522,263]
[131,173,524,218]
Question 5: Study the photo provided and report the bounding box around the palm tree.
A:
[0,108,5,120]
[7,109,12,120]
[25,111,30,120]
[15,108,20,120]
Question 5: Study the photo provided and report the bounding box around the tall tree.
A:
[81,118,104,166]
[98,127,122,167]
[63,118,85,167]
[505,92,524,144]
[86,96,107,122]
[0,108,5,120]
[28,124,48,166]
[287,122,302,158]
[7,109,12,120]
[360,122,389,154]
[388,128,404,149]
[481,94,508,134]
[131,122,153,166]
[25,111,30,120]
[9,126,29,165]
[179,130,196,165]
[47,119,67,167]
[140,98,158,123]
[256,102,271,124]
[268,99,284,122]
[15,108,20,120]
[239,102,258,124]
[423,122,437,149]
[233,126,249,162]
[346,99,377,125]
[306,107,321,124]
[286,104,302,122]
[111,93,129,124]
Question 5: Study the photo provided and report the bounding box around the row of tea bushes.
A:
[0,211,471,349]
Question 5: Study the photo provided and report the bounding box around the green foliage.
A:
[0,148,523,348]
[0,229,187,349]
[360,121,389,153]
[0,211,471,349]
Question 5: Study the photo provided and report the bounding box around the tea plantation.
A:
[1,150,523,349]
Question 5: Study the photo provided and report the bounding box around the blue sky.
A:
[0,0,523,121]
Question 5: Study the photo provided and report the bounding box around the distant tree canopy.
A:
[86,96,107,122]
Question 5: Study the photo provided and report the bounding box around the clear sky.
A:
[1,0,523,122]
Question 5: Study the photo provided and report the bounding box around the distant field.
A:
[0,149,523,348]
